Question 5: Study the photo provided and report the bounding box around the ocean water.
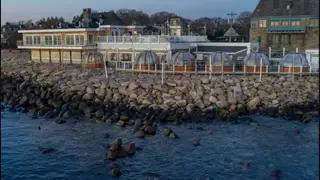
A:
[1,110,319,180]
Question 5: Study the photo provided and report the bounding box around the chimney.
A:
[82,8,92,28]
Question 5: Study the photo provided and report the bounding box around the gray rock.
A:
[134,130,145,138]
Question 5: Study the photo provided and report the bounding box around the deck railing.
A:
[96,35,209,44]
[16,40,97,47]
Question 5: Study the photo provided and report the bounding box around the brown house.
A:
[250,0,319,53]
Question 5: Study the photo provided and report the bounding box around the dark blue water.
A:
[1,110,319,180]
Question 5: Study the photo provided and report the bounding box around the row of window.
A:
[252,19,319,28]
[272,34,297,44]
[24,34,95,45]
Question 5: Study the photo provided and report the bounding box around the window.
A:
[251,21,257,28]
[281,34,289,44]
[290,34,296,44]
[310,18,319,27]
[33,36,40,45]
[66,35,74,45]
[53,35,61,45]
[272,34,280,43]
[259,20,267,28]
[258,36,262,43]
[44,35,52,45]
[282,20,289,26]
[25,36,32,45]
[270,21,280,26]
[88,34,94,45]
[75,35,84,45]
[291,20,300,26]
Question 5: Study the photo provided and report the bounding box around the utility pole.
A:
[204,23,206,36]
[227,12,237,42]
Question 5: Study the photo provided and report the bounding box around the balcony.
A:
[96,35,209,44]
[16,40,97,49]
[267,26,306,33]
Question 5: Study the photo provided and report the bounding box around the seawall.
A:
[1,54,319,127]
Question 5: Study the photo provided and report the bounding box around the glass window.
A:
[33,36,40,45]
[53,35,61,45]
[281,34,289,44]
[44,35,52,45]
[270,21,280,26]
[25,36,32,45]
[290,34,296,44]
[259,20,267,28]
[282,20,289,26]
[88,34,94,45]
[310,19,319,27]
[272,35,279,43]
[66,35,74,45]
[291,20,300,26]
[75,35,84,45]
[251,21,256,28]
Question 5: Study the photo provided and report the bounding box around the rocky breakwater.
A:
[1,67,319,128]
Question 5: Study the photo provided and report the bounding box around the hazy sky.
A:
[1,0,259,24]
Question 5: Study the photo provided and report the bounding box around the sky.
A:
[1,0,259,24]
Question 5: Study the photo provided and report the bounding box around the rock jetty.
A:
[1,54,319,126]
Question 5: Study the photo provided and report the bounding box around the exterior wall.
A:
[71,51,82,64]
[41,50,50,62]
[62,50,71,64]
[51,49,60,63]
[250,17,319,53]
[31,49,41,62]
[305,28,319,50]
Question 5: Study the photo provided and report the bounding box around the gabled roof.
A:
[223,27,239,37]
[76,10,126,27]
[91,11,126,26]
[252,0,319,17]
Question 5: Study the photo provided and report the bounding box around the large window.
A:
[44,35,53,45]
[75,35,84,45]
[25,36,32,45]
[270,20,280,26]
[251,21,257,28]
[291,20,301,26]
[88,34,94,45]
[66,35,74,45]
[33,36,40,45]
[310,18,319,27]
[272,34,280,43]
[281,34,289,44]
[259,20,267,28]
[290,34,296,44]
[282,20,289,26]
[53,35,61,45]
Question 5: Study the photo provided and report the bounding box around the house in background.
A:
[250,0,319,53]
[1,23,25,48]
[217,27,248,42]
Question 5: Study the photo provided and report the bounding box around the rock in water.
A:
[55,119,66,124]
[193,141,200,146]
[271,169,281,179]
[162,128,172,136]
[39,147,55,154]
[169,132,178,139]
[125,143,136,156]
[134,131,145,138]
[107,151,117,160]
[111,167,121,177]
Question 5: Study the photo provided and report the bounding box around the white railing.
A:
[96,35,209,44]
[113,61,318,84]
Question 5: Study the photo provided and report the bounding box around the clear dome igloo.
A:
[135,50,159,65]
[243,52,269,66]
[209,51,232,66]
[280,53,309,67]
[169,52,195,65]
[82,51,104,68]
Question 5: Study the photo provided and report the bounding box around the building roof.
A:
[91,11,126,26]
[76,10,126,27]
[252,0,319,17]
